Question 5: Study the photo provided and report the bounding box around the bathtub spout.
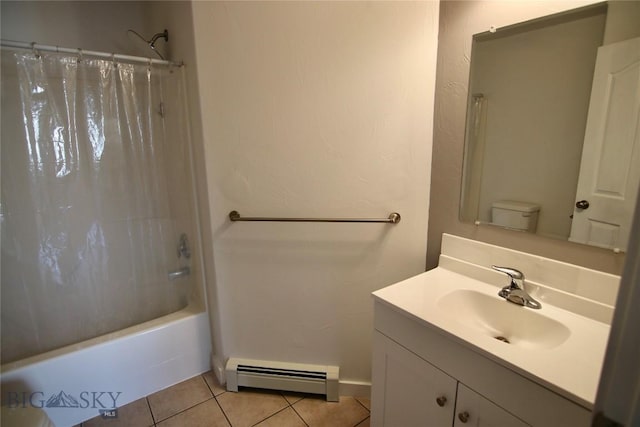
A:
[168,266,190,281]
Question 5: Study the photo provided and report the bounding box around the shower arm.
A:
[126,29,169,60]
[149,30,169,49]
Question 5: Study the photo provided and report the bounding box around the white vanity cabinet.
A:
[372,331,527,427]
[371,301,593,427]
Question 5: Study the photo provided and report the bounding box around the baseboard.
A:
[211,353,227,385]
[339,380,371,399]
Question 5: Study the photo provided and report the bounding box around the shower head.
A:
[127,29,169,60]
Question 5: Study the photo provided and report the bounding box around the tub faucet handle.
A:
[168,266,190,281]
[177,233,191,259]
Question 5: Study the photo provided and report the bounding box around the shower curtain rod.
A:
[0,39,183,67]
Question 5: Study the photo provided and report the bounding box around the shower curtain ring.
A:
[112,53,117,68]
[77,48,83,63]
[31,42,40,59]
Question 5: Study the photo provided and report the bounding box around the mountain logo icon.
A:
[45,391,80,408]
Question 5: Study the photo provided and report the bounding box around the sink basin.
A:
[437,289,571,349]
[372,243,614,408]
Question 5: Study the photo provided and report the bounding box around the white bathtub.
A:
[1,305,211,427]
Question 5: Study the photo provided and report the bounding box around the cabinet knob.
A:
[435,396,447,407]
[458,411,470,423]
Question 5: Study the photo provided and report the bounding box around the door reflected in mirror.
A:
[460,2,640,253]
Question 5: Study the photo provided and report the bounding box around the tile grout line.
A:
[201,373,217,396]
[204,372,234,426]
[157,396,220,425]
[353,397,372,427]
[213,396,234,427]
[151,376,216,425]
[248,404,298,427]
[353,397,370,412]
[233,389,304,427]
[145,397,157,426]
[211,392,234,426]
[352,415,370,427]
[281,392,310,427]
[288,398,310,427]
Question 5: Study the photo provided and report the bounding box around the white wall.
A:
[0,1,151,55]
[192,1,439,387]
[603,0,640,45]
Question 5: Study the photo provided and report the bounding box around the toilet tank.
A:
[491,200,540,232]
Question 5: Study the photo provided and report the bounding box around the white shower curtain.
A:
[460,94,488,223]
[1,49,193,363]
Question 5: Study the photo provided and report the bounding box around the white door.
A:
[371,332,457,427]
[569,37,640,251]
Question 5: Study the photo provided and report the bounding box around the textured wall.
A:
[0,1,150,54]
[602,0,640,44]
[428,0,626,274]
[192,1,439,385]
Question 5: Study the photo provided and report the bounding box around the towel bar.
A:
[228,211,401,224]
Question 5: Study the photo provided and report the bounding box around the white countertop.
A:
[372,267,611,409]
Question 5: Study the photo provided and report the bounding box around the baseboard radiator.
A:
[225,357,339,402]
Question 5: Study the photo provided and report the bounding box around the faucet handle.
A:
[492,266,541,309]
[491,265,525,291]
[491,265,524,280]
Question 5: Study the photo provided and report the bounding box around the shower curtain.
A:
[1,49,194,363]
[460,95,488,223]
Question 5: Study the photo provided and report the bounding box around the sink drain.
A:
[494,336,510,344]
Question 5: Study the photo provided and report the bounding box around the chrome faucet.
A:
[492,266,541,309]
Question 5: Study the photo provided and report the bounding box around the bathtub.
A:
[1,305,211,427]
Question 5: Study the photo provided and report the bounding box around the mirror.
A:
[460,1,640,253]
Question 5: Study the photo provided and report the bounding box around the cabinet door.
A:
[372,332,457,427]
[454,384,529,427]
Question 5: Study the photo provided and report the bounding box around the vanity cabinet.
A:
[371,301,593,427]
[372,332,527,427]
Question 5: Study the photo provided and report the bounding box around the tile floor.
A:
[80,372,370,427]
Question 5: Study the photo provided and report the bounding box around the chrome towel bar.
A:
[228,211,401,224]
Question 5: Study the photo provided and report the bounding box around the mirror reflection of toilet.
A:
[491,200,540,233]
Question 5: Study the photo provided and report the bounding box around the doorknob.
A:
[576,200,590,209]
